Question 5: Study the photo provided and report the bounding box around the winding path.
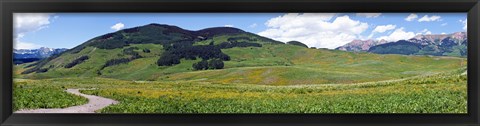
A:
[15,89,118,113]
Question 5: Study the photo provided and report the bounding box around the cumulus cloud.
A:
[376,27,416,42]
[376,28,434,42]
[367,24,396,39]
[248,23,257,28]
[372,25,396,33]
[356,13,382,18]
[460,18,467,31]
[13,13,53,49]
[441,32,446,35]
[418,15,441,22]
[405,14,418,21]
[258,13,369,49]
[14,13,52,36]
[111,23,125,31]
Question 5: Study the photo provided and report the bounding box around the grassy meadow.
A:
[13,65,467,113]
[12,28,468,113]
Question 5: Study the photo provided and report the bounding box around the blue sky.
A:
[14,13,467,49]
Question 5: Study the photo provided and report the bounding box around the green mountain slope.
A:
[17,24,467,85]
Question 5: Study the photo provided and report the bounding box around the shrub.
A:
[192,60,209,70]
[157,43,230,66]
[103,58,132,68]
[64,56,89,68]
[192,59,224,70]
[217,41,262,49]
[208,59,224,69]
[157,55,181,66]
[143,48,151,53]
[36,68,49,73]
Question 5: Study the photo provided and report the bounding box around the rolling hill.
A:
[16,23,467,85]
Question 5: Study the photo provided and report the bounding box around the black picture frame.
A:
[1,0,479,126]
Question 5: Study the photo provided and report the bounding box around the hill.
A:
[286,41,308,48]
[16,24,467,85]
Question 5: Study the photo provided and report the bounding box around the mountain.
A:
[286,41,308,48]
[15,24,466,85]
[14,47,68,64]
[20,23,284,75]
[368,32,467,57]
[336,39,388,52]
[367,40,423,55]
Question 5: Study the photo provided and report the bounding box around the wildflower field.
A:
[13,68,466,113]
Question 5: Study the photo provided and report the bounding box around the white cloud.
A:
[356,13,382,18]
[417,29,432,35]
[13,13,54,49]
[258,13,369,49]
[441,23,448,26]
[14,13,52,36]
[405,14,418,21]
[224,24,234,27]
[418,15,441,22]
[441,32,446,35]
[460,18,467,31]
[14,41,42,49]
[372,25,396,33]
[111,23,125,31]
[248,23,257,28]
[376,27,416,42]
[367,24,396,39]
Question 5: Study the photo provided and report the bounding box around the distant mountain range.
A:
[14,47,68,64]
[336,32,467,57]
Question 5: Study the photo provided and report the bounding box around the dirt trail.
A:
[15,89,118,113]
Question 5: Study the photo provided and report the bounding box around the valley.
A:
[13,23,468,113]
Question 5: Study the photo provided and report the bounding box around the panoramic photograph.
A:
[13,13,467,113]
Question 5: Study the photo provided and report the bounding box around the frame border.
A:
[1,0,479,125]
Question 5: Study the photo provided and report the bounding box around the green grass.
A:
[88,69,467,113]
[20,44,164,79]
[13,80,88,111]
[12,68,467,113]
[159,44,466,85]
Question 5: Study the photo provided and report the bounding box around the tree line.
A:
[157,41,262,70]
[97,47,144,75]
[156,41,230,66]
[64,55,89,68]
